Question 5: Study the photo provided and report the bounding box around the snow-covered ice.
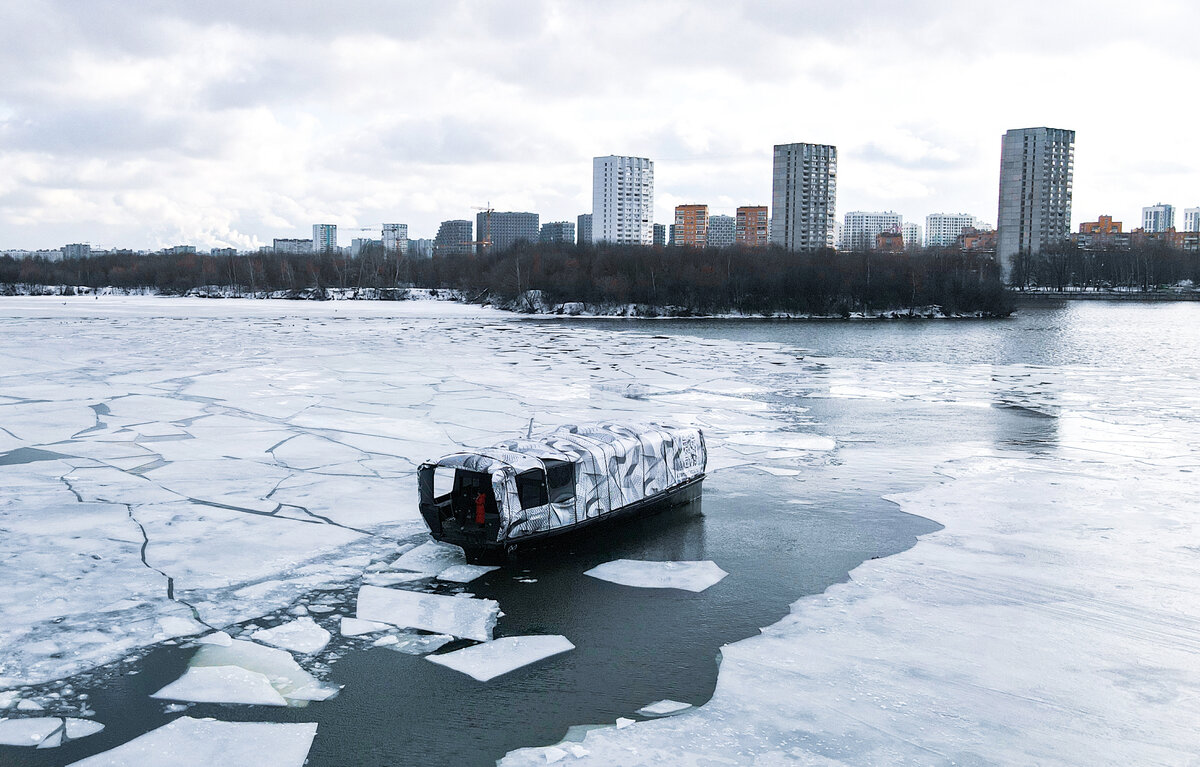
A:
[636,700,692,717]
[356,585,499,642]
[251,617,331,654]
[583,560,728,592]
[65,716,317,767]
[150,665,288,706]
[339,617,392,637]
[436,564,501,583]
[389,540,467,575]
[0,717,64,746]
[426,635,575,681]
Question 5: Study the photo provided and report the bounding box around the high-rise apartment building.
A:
[478,211,539,252]
[274,238,313,255]
[674,205,709,247]
[735,206,769,247]
[840,211,902,251]
[62,243,91,260]
[592,155,654,244]
[652,223,667,247]
[539,221,576,244]
[996,127,1075,280]
[925,213,980,248]
[1184,208,1200,233]
[313,224,338,254]
[577,214,593,246]
[433,220,473,256]
[901,222,923,250]
[1142,203,1175,232]
[706,215,736,248]
[382,223,408,255]
[770,142,837,252]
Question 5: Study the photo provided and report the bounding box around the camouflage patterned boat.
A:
[417,422,706,562]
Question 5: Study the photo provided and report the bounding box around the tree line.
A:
[1,242,1013,316]
[1011,242,1200,292]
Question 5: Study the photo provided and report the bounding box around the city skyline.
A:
[1,1,1197,250]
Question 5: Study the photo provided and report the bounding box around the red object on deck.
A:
[475,493,486,525]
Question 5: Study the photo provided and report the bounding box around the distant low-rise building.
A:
[925,213,980,248]
[274,238,313,255]
[163,245,196,255]
[958,227,998,251]
[539,221,576,244]
[706,215,736,248]
[351,238,381,258]
[434,220,474,256]
[841,211,902,251]
[62,243,91,260]
[674,204,709,247]
[210,247,237,257]
[577,213,593,246]
[1075,215,1127,250]
[1142,203,1174,233]
[410,238,433,258]
[875,231,906,252]
[652,223,667,247]
[735,206,769,247]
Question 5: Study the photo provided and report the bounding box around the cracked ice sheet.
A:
[427,635,575,681]
[66,716,318,767]
[504,450,1200,766]
[584,560,729,593]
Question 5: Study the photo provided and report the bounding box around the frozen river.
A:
[1,297,1198,766]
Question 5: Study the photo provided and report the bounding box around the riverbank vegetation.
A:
[1,243,1013,316]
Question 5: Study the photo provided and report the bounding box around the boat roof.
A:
[428,422,693,474]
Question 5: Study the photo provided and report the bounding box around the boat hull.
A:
[432,475,705,563]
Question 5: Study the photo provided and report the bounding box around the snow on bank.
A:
[502,423,1200,765]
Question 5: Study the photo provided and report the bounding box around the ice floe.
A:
[0,717,64,746]
[339,617,392,637]
[150,665,288,706]
[356,585,498,641]
[65,716,317,766]
[186,638,338,703]
[389,540,467,575]
[583,560,728,592]
[436,564,500,583]
[636,699,692,717]
[250,617,331,654]
[426,635,575,681]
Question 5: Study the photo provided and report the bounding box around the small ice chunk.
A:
[289,605,308,616]
[569,745,589,757]
[543,746,567,763]
[37,728,64,749]
[251,617,331,654]
[197,631,233,647]
[64,718,106,740]
[0,717,63,746]
[437,564,500,583]
[615,717,635,729]
[150,665,288,706]
[17,698,44,711]
[0,690,18,708]
[584,560,728,592]
[356,585,498,641]
[636,699,692,717]
[65,716,318,766]
[306,605,336,614]
[157,616,206,639]
[426,635,574,681]
[390,633,454,655]
[389,541,466,575]
[364,571,428,586]
[162,703,189,713]
[189,639,336,702]
[372,635,399,647]
[340,617,392,637]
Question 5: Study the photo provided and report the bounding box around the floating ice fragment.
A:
[65,716,318,767]
[197,631,233,647]
[64,718,105,739]
[437,564,500,583]
[251,617,331,654]
[615,717,635,729]
[356,585,498,641]
[157,616,206,639]
[0,717,62,746]
[636,699,692,717]
[340,617,392,637]
[568,745,588,758]
[17,698,44,711]
[584,560,728,592]
[162,703,188,713]
[426,635,574,681]
[37,727,63,749]
[150,665,288,706]
[372,635,399,647]
[389,541,466,575]
[189,639,336,702]
[725,432,835,451]
[758,466,801,477]
[289,605,308,616]
[543,746,567,763]
[364,571,428,586]
[390,633,454,655]
[0,691,18,708]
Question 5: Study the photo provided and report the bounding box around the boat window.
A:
[516,469,548,509]
[544,460,575,503]
[433,467,455,500]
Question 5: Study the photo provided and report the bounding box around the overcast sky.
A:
[1,0,1197,250]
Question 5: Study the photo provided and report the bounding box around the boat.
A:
[417,422,706,562]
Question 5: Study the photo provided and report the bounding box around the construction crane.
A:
[464,203,494,253]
